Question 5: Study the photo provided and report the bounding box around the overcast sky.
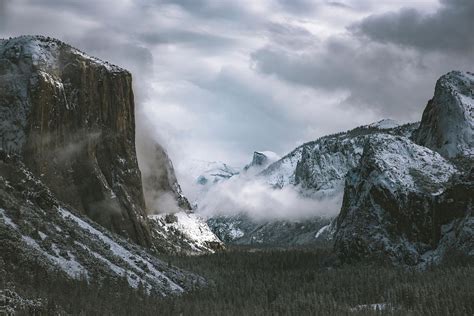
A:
[1,0,472,171]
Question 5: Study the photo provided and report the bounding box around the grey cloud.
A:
[157,0,259,23]
[140,30,235,52]
[180,68,306,155]
[251,35,471,119]
[275,0,317,14]
[265,22,318,49]
[352,0,474,53]
[0,0,6,30]
[326,1,352,9]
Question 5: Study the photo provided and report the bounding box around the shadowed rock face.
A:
[334,134,459,265]
[0,36,151,246]
[415,71,474,159]
[139,142,192,213]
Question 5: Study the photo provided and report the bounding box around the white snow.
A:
[367,134,458,194]
[38,231,47,240]
[58,207,184,292]
[21,235,88,279]
[228,227,245,240]
[315,224,330,239]
[0,208,18,230]
[149,211,222,253]
[258,151,281,162]
[368,119,400,129]
[351,303,389,312]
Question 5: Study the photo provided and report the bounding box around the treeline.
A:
[1,247,473,315]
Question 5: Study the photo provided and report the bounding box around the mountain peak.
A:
[415,70,474,158]
[244,151,281,172]
[0,35,125,73]
[367,119,401,129]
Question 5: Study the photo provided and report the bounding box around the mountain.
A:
[204,71,472,260]
[260,122,418,193]
[415,71,474,159]
[333,134,458,265]
[0,35,150,246]
[204,123,419,247]
[243,151,280,174]
[149,211,224,254]
[191,160,239,186]
[139,140,192,212]
[0,35,220,294]
[334,71,473,266]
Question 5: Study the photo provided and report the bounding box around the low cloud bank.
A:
[195,174,343,221]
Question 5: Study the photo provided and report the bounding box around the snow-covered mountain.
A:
[260,122,418,193]
[333,71,474,266]
[148,211,224,255]
[0,35,220,293]
[333,134,459,265]
[243,151,281,174]
[203,122,419,247]
[415,71,474,158]
[203,71,472,261]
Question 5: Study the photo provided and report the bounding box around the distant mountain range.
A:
[194,72,473,266]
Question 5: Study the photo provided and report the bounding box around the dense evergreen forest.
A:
[1,246,473,315]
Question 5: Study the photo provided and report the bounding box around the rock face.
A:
[243,151,280,173]
[139,141,192,212]
[415,71,474,158]
[334,134,458,265]
[427,170,474,261]
[333,71,474,265]
[0,36,150,246]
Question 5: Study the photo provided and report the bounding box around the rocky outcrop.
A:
[334,134,459,265]
[427,170,474,262]
[415,71,474,158]
[0,36,150,246]
[139,142,192,212]
[243,151,280,173]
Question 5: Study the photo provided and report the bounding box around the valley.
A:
[1,34,472,315]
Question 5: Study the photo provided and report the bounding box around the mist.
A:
[194,173,343,222]
[136,117,185,215]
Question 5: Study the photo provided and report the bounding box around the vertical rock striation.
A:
[0,36,151,246]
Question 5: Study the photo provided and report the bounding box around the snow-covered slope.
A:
[259,122,419,194]
[0,153,203,295]
[148,212,224,255]
[334,134,460,265]
[415,71,474,158]
[367,119,401,129]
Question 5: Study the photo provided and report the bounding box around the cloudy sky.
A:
[1,0,472,173]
